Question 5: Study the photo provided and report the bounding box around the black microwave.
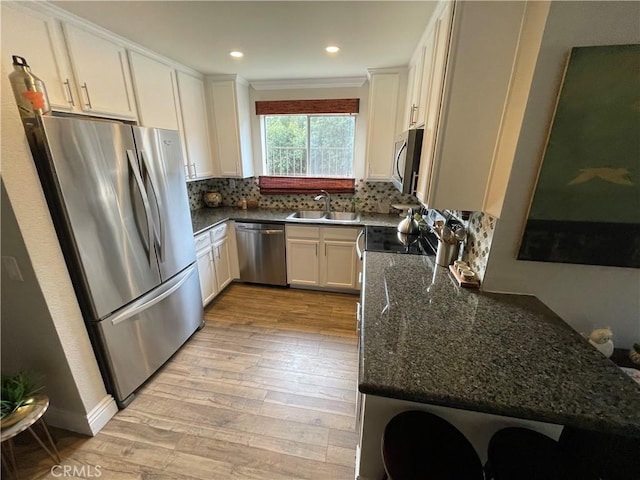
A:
[391,128,424,194]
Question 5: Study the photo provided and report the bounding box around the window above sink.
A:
[255,98,360,192]
[263,114,356,178]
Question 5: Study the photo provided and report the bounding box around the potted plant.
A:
[1,371,43,427]
[350,196,363,213]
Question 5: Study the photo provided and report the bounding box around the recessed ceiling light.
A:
[230,51,244,58]
[326,46,340,54]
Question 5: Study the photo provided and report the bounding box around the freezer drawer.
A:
[96,264,203,404]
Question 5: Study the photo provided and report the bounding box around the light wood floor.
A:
[7,283,359,479]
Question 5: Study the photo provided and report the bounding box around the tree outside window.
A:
[264,115,355,177]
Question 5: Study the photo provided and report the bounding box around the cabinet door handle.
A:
[184,164,190,178]
[409,104,418,126]
[315,244,318,257]
[63,79,75,106]
[81,82,92,109]
[189,163,197,178]
[356,230,364,260]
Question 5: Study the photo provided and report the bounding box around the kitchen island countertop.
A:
[191,207,402,235]
[360,251,640,438]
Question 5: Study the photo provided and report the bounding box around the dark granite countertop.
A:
[360,252,640,438]
[191,207,402,235]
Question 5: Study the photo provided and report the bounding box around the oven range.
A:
[364,226,437,256]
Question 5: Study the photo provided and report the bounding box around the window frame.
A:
[261,113,357,179]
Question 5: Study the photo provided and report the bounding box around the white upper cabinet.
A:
[365,69,402,181]
[177,71,217,180]
[63,24,137,119]
[405,46,427,129]
[129,52,180,131]
[208,76,254,178]
[1,4,76,111]
[404,63,418,128]
[415,1,535,217]
[132,56,216,180]
[415,1,454,206]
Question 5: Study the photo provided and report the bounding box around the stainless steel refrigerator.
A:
[26,116,203,407]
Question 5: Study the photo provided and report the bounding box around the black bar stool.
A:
[485,426,640,480]
[382,410,484,480]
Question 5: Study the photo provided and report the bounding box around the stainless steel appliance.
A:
[392,128,424,194]
[364,225,437,256]
[397,208,420,234]
[235,222,287,286]
[25,116,203,407]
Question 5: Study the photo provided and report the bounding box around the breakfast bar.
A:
[356,252,640,479]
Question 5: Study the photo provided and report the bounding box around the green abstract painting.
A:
[519,44,640,268]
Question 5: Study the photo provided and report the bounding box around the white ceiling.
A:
[51,1,438,82]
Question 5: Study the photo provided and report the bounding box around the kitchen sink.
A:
[286,211,361,223]
[326,212,358,221]
[289,210,326,219]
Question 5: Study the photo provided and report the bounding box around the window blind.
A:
[258,176,355,194]
[255,98,359,115]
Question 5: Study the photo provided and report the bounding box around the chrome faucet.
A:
[314,190,331,214]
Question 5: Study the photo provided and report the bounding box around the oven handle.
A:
[356,229,365,261]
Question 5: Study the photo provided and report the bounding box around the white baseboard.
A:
[45,394,117,436]
[86,394,118,435]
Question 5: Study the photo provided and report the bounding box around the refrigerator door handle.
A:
[126,150,154,266]
[107,264,196,326]
[139,150,164,262]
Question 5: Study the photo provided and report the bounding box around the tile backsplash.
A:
[188,177,497,283]
[455,210,496,282]
[187,177,418,213]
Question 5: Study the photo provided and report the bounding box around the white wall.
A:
[248,84,371,178]
[483,1,640,348]
[1,73,117,434]
[1,184,87,415]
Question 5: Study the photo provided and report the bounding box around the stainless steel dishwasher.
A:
[235,222,287,286]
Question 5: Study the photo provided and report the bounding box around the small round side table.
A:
[1,395,60,479]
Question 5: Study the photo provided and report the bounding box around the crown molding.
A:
[249,77,367,91]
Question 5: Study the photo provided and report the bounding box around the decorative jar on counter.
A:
[203,191,222,208]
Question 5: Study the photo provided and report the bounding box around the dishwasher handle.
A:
[236,227,283,235]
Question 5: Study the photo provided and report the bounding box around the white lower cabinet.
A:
[287,238,320,286]
[212,237,232,292]
[196,246,217,306]
[194,221,237,306]
[195,230,217,306]
[286,225,362,291]
[322,238,358,290]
